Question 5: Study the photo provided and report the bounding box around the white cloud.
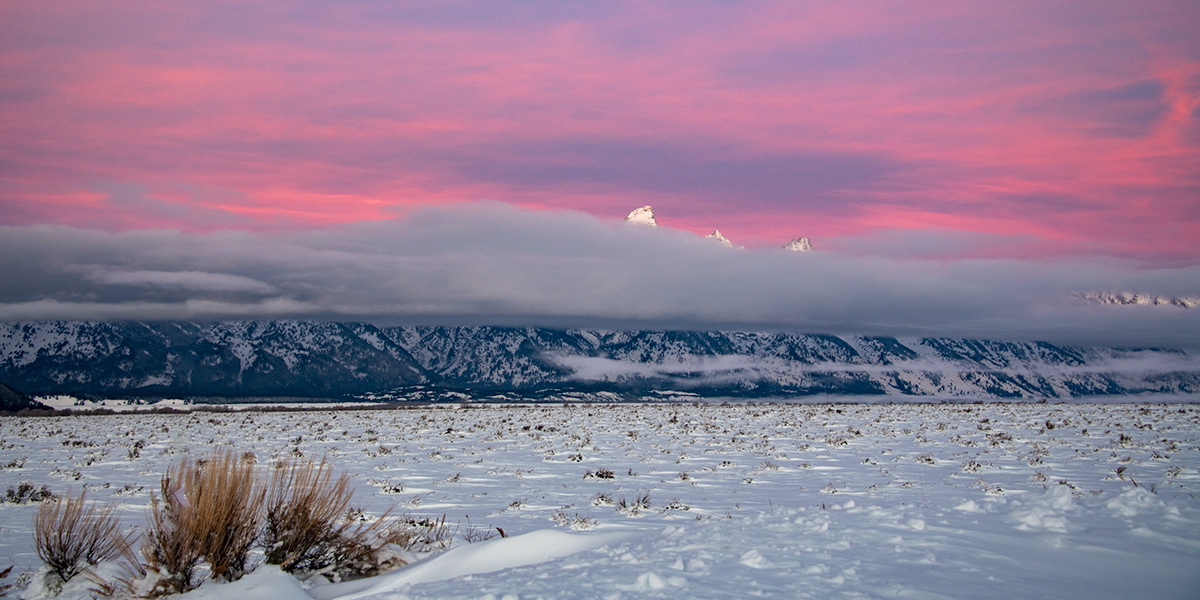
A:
[82,268,278,294]
[1,203,1197,349]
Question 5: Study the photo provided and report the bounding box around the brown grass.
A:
[262,457,356,572]
[323,511,419,581]
[40,449,430,591]
[34,491,132,590]
[142,448,264,593]
[263,457,416,581]
[186,449,264,581]
[142,471,200,595]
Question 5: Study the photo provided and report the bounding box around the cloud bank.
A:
[1,203,1196,349]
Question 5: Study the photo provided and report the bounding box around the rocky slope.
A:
[0,380,46,411]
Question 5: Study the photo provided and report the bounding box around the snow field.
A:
[1,402,1198,598]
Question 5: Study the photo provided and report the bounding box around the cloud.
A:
[0,203,1196,349]
[2,2,1198,259]
[1018,79,1172,139]
[81,267,277,295]
[548,351,1200,387]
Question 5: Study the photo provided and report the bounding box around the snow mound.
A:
[624,206,658,227]
[1011,485,1075,533]
[1106,487,1165,517]
[739,548,768,568]
[617,571,688,591]
[783,236,813,251]
[311,529,636,600]
[179,565,312,600]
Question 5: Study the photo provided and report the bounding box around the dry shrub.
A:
[5,481,55,504]
[142,472,200,595]
[33,491,133,591]
[318,510,416,581]
[142,448,264,594]
[399,514,455,553]
[263,457,355,572]
[263,458,412,582]
[38,449,429,593]
[186,449,264,581]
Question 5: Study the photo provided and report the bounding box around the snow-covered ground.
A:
[2,401,1199,599]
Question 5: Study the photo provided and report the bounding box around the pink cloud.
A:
[0,1,1197,259]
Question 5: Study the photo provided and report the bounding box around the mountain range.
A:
[1,321,1197,402]
[624,205,812,251]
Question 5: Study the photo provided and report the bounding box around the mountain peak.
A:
[624,206,657,227]
[1075,291,1198,308]
[705,230,734,247]
[783,236,813,252]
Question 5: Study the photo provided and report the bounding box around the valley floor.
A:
[2,401,1199,599]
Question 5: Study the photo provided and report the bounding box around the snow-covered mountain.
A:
[1075,291,1198,308]
[705,230,735,247]
[623,205,812,251]
[784,236,813,251]
[1,321,1197,400]
[0,321,426,399]
[623,206,657,227]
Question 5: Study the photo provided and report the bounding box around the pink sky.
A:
[2,1,1199,261]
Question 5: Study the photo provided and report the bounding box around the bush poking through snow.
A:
[263,457,356,573]
[143,448,264,594]
[182,449,264,582]
[583,467,615,479]
[5,481,55,504]
[397,514,456,554]
[143,474,201,595]
[616,493,652,516]
[459,518,497,543]
[33,491,133,592]
[262,457,415,581]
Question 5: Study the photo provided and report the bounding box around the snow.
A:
[705,230,735,247]
[309,529,636,600]
[1077,291,1200,308]
[783,236,813,251]
[178,565,312,600]
[2,401,1199,599]
[623,206,657,227]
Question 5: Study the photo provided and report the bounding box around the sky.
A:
[1,1,1199,347]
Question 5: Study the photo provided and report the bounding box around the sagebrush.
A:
[37,448,447,594]
[142,448,264,594]
[34,491,133,591]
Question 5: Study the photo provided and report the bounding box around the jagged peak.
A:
[705,229,734,247]
[623,206,657,227]
[783,236,813,252]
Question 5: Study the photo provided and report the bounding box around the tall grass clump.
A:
[142,470,199,595]
[263,457,355,572]
[143,448,264,594]
[38,449,436,593]
[263,457,413,581]
[34,491,133,591]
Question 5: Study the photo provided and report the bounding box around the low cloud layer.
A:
[551,352,1200,387]
[1,203,1197,349]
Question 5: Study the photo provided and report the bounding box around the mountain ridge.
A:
[2,321,1197,401]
